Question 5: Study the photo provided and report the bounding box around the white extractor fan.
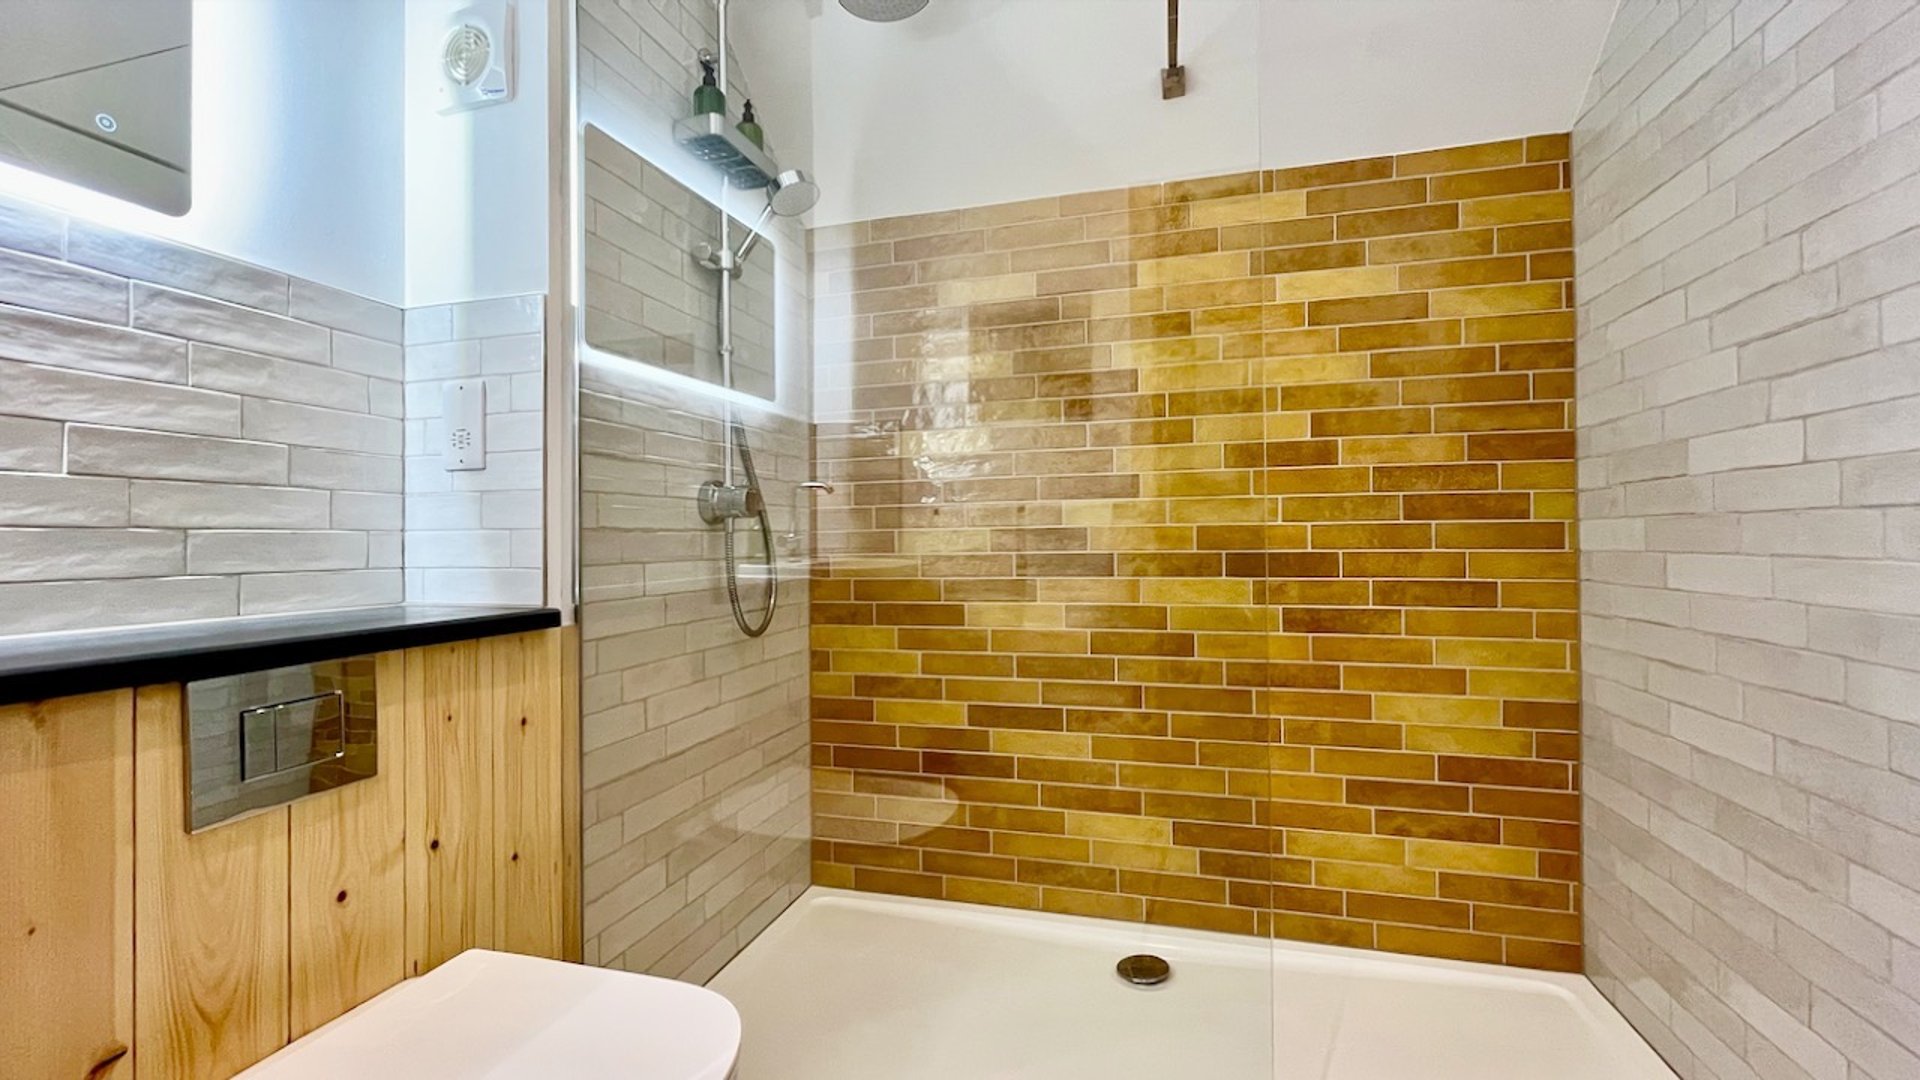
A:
[438,1,515,113]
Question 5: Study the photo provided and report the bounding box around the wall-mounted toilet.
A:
[240,950,741,1078]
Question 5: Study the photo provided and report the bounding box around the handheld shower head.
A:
[708,169,820,274]
[767,169,821,217]
[839,0,929,21]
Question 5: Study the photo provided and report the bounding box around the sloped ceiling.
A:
[797,0,1618,225]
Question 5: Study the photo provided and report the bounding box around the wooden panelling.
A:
[405,628,577,975]
[406,638,495,975]
[559,625,584,962]
[134,684,290,1080]
[0,690,134,1080]
[7,628,573,1076]
[287,650,408,1038]
[489,631,568,959]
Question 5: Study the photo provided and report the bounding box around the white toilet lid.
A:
[242,949,741,1079]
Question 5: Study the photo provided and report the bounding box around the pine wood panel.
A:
[405,638,496,975]
[287,651,408,1038]
[490,630,567,958]
[134,684,290,1080]
[6,629,573,1074]
[559,626,583,961]
[0,690,134,1079]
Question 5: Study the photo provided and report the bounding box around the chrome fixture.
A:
[695,168,820,279]
[1116,954,1172,987]
[184,655,378,831]
[839,0,930,21]
[692,0,825,639]
[783,481,835,545]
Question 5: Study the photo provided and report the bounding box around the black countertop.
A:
[0,604,563,706]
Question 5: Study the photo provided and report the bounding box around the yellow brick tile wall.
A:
[809,134,1580,971]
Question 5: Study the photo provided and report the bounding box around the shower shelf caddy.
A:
[674,112,776,190]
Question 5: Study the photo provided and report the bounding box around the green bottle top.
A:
[694,56,726,116]
[737,100,765,148]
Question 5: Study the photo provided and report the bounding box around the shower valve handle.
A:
[698,480,763,524]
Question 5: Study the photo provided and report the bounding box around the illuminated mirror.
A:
[0,0,192,215]
[583,125,776,402]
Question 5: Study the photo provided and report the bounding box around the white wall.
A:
[1258,0,1616,168]
[0,0,407,303]
[805,0,1617,226]
[403,0,552,308]
[808,0,1262,225]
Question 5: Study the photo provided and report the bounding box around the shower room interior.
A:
[0,0,1916,1078]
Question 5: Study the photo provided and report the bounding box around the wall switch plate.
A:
[442,380,486,471]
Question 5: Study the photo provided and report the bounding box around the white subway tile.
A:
[1739,508,1885,555]
[1771,344,1920,418]
[0,474,128,527]
[0,303,185,381]
[1710,267,1841,346]
[1880,61,1920,128]
[189,344,370,412]
[1690,419,1805,473]
[1737,304,1881,380]
[238,568,401,615]
[0,575,236,632]
[481,489,542,529]
[288,279,402,343]
[66,425,288,484]
[130,481,330,529]
[0,249,127,322]
[130,283,329,365]
[331,331,404,379]
[1800,171,1920,267]
[243,399,401,455]
[1886,282,1920,342]
[287,447,403,493]
[1670,552,1778,595]
[404,530,513,569]
[0,416,64,471]
[330,491,402,531]
[186,530,368,574]
[0,358,239,436]
[1835,220,1920,303]
[0,527,182,582]
[0,196,63,258]
[416,567,543,605]
[1775,555,1920,612]
[1709,70,1837,186]
[65,222,289,311]
[1806,394,1920,458]
[1840,449,1920,505]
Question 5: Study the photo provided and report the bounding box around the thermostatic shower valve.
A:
[698,481,764,524]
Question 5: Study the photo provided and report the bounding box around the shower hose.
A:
[724,419,778,638]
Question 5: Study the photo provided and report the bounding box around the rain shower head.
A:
[839,0,929,21]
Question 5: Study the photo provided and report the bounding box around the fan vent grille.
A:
[443,25,492,86]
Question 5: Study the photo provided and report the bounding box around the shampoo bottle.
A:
[694,56,725,116]
[737,100,765,148]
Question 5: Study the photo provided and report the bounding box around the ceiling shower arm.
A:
[1162,0,1186,100]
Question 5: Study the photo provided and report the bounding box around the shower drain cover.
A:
[1116,954,1171,986]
